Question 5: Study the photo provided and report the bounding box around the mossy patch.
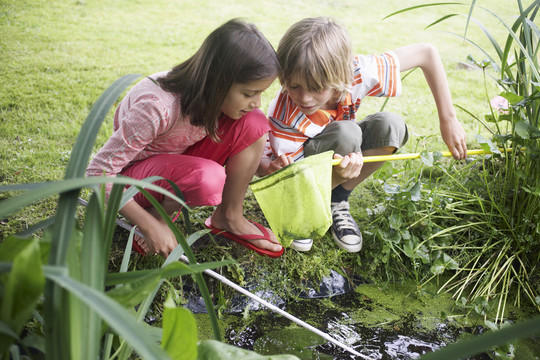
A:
[352,282,458,329]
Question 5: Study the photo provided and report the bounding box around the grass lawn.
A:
[0,0,530,286]
[3,1,540,357]
[1,0,518,238]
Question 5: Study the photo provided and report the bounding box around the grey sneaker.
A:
[290,239,313,252]
[330,201,362,253]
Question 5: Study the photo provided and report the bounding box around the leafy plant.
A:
[0,74,233,359]
[383,0,540,322]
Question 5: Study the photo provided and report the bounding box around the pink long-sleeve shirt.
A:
[86,72,207,196]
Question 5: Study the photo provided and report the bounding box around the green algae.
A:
[191,278,539,358]
[253,328,330,359]
[351,282,459,330]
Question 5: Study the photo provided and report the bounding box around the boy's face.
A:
[285,75,337,115]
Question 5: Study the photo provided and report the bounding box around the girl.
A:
[87,19,284,258]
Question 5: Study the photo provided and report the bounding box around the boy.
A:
[257,17,467,252]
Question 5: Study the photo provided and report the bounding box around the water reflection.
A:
[185,270,491,359]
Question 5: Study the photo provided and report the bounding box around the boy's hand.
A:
[332,152,363,187]
[394,43,468,160]
[441,117,467,159]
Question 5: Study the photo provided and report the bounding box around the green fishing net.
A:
[250,151,334,247]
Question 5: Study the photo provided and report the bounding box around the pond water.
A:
[187,270,499,359]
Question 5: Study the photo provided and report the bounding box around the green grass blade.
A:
[64,74,141,179]
[0,176,186,220]
[469,16,504,63]
[43,75,141,359]
[49,74,142,265]
[103,183,126,260]
[463,0,476,38]
[79,193,105,360]
[383,2,465,20]
[425,14,459,29]
[420,315,540,359]
[443,31,500,72]
[105,260,233,286]
[45,271,170,360]
[480,2,540,82]
[136,188,221,340]
[119,175,164,208]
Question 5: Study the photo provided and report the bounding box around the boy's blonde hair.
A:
[277,17,353,99]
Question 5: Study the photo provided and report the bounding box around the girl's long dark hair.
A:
[157,18,279,141]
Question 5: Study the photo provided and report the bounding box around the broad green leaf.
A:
[0,321,18,340]
[420,150,434,167]
[430,263,445,275]
[515,120,532,139]
[484,114,498,123]
[197,340,300,360]
[107,271,162,309]
[442,253,459,270]
[45,271,170,360]
[383,182,401,194]
[162,306,197,360]
[500,91,523,105]
[403,240,415,259]
[388,213,402,230]
[417,245,431,264]
[18,334,46,355]
[432,151,443,162]
[408,181,422,202]
[475,134,500,154]
[430,253,459,275]
[0,238,44,353]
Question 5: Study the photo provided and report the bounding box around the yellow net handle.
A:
[331,148,512,165]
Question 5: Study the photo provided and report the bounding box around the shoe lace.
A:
[332,203,357,231]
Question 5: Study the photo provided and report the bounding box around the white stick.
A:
[78,198,368,358]
[189,256,368,359]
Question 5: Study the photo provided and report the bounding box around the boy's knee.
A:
[304,121,363,156]
[367,112,405,129]
[361,112,408,148]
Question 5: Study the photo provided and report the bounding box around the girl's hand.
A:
[140,220,178,257]
[120,200,178,257]
[332,152,363,186]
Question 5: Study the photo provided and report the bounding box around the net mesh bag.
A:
[250,151,334,247]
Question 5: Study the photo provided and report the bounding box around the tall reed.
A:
[381,0,540,322]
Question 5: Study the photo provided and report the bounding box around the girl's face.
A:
[285,75,338,115]
[221,77,275,119]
